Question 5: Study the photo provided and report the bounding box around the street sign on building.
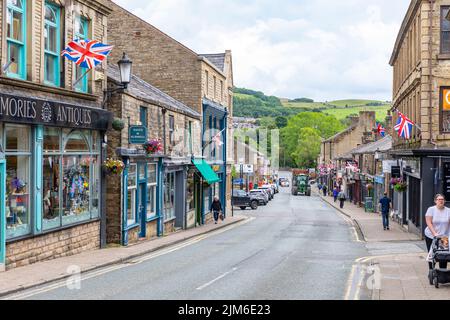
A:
[242,164,254,174]
[129,125,147,144]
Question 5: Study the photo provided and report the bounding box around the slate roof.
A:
[200,53,226,72]
[108,64,200,119]
[323,125,358,143]
[351,135,393,155]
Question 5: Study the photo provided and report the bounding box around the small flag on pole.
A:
[62,39,113,69]
[376,122,386,137]
[212,131,224,147]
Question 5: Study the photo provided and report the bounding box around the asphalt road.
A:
[16,173,370,300]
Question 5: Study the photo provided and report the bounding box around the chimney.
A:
[385,110,393,136]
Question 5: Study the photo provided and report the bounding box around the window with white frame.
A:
[146,164,157,219]
[127,164,137,226]
[164,172,175,221]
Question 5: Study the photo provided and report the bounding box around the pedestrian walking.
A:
[338,190,346,209]
[322,185,328,197]
[210,196,223,224]
[333,187,339,202]
[379,193,392,231]
[424,194,450,270]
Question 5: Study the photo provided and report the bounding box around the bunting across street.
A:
[62,39,113,69]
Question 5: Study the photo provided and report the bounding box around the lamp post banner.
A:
[0,92,112,130]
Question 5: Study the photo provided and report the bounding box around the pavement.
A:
[0,213,247,298]
[316,188,450,300]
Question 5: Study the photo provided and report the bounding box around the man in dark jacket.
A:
[210,197,223,224]
[379,193,392,231]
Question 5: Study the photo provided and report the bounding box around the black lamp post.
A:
[102,52,133,109]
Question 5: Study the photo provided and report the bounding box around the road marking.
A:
[2,217,255,300]
[196,267,238,290]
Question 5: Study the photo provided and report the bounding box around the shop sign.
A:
[375,176,384,184]
[382,160,397,173]
[443,163,450,200]
[242,164,254,174]
[212,165,221,172]
[0,92,112,130]
[391,166,401,178]
[129,125,147,144]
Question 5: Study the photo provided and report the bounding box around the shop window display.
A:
[127,164,137,226]
[43,128,100,229]
[186,169,195,213]
[147,164,157,219]
[164,172,175,221]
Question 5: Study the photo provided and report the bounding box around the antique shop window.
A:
[146,164,157,219]
[74,16,89,93]
[5,124,31,239]
[442,6,450,54]
[43,128,101,230]
[164,172,175,221]
[44,2,61,86]
[127,164,137,226]
[6,0,26,79]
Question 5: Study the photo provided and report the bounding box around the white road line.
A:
[2,217,255,300]
[196,268,238,291]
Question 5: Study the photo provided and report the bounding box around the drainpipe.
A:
[162,108,167,154]
[429,0,438,149]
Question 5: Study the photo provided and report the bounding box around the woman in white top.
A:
[425,194,450,270]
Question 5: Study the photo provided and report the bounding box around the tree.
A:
[275,116,288,128]
[292,128,322,168]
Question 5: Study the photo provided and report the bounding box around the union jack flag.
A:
[394,111,415,140]
[61,39,113,69]
[376,122,386,137]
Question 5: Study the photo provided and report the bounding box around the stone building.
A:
[106,1,234,222]
[318,111,376,192]
[105,65,202,245]
[0,0,113,271]
[389,0,450,236]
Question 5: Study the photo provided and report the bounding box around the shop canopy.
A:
[192,159,220,184]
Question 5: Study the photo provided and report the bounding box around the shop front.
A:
[118,149,164,246]
[0,92,112,270]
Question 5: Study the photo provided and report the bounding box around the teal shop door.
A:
[139,183,147,238]
[0,160,6,271]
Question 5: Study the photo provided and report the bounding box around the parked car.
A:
[249,189,269,205]
[259,185,274,200]
[232,190,258,210]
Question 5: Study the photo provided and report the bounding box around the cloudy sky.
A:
[112,0,410,102]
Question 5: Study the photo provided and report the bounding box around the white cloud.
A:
[112,0,410,101]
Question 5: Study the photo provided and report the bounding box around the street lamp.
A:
[117,52,132,89]
[102,52,133,109]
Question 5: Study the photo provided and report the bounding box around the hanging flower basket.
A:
[394,181,407,192]
[143,139,163,155]
[103,158,125,175]
[112,118,125,131]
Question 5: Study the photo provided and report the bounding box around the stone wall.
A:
[107,2,202,114]
[6,221,100,270]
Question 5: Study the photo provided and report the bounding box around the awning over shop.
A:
[192,159,220,184]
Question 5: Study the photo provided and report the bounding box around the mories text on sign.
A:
[443,163,450,201]
[0,92,112,130]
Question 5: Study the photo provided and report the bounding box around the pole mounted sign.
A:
[129,125,147,144]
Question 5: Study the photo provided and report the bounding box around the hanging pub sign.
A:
[391,166,401,178]
[0,92,112,130]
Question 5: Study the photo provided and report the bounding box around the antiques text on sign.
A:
[0,93,112,130]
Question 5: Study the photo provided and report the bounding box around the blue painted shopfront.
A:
[202,98,228,223]
[121,156,164,246]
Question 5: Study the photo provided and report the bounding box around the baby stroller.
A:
[428,236,450,288]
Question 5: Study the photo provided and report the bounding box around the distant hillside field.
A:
[323,105,391,122]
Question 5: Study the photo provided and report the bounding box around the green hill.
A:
[233,87,391,121]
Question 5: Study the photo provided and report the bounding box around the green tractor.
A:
[292,172,311,196]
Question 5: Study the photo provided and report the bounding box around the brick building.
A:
[105,64,202,245]
[0,0,113,271]
[106,2,234,222]
[389,0,450,236]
